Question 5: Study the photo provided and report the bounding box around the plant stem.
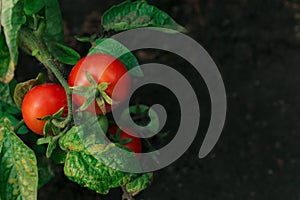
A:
[121,186,134,200]
[19,28,72,128]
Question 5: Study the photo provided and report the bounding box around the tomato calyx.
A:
[108,128,133,145]
[38,107,66,136]
[70,71,117,114]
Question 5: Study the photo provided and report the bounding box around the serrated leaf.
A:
[0,0,26,70]
[59,126,85,152]
[24,0,45,15]
[64,151,137,194]
[13,73,44,108]
[0,117,38,200]
[102,1,187,33]
[0,33,14,83]
[89,38,143,77]
[52,42,81,65]
[59,125,141,170]
[126,173,153,196]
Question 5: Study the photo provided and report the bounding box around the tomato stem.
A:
[121,186,134,200]
[19,28,72,129]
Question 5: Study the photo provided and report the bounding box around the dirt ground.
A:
[17,0,300,199]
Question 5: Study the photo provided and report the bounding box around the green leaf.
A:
[0,82,28,134]
[59,124,141,170]
[89,38,143,77]
[13,73,44,108]
[59,126,85,152]
[50,148,67,164]
[75,34,97,43]
[52,42,81,65]
[0,0,26,70]
[120,104,160,133]
[37,155,54,189]
[64,151,138,194]
[43,0,65,64]
[44,0,63,42]
[0,82,27,135]
[0,118,38,200]
[0,33,14,83]
[0,103,28,135]
[24,0,45,15]
[8,78,18,98]
[0,81,14,106]
[16,124,28,135]
[98,115,108,134]
[102,1,187,33]
[126,173,153,196]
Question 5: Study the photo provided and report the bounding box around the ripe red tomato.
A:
[68,53,130,114]
[108,125,142,154]
[22,83,68,135]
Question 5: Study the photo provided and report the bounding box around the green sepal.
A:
[46,138,57,158]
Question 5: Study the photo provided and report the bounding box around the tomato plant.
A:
[108,125,142,155]
[68,53,130,114]
[22,83,67,135]
[0,0,186,199]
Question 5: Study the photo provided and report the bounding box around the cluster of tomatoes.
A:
[21,53,142,154]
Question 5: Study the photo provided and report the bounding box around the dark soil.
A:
[17,0,300,199]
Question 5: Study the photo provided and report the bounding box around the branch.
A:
[121,186,134,200]
[19,28,72,129]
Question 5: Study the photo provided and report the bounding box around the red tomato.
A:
[68,53,130,114]
[22,83,68,135]
[108,125,142,154]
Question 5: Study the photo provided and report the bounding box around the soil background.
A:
[16,0,300,199]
